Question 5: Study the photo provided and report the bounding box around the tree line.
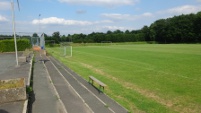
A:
[1,11,200,44]
[47,11,201,44]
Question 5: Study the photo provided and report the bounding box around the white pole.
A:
[70,46,72,57]
[39,14,41,33]
[38,14,41,47]
[64,46,66,56]
[11,1,19,66]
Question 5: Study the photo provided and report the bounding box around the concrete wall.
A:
[0,78,26,104]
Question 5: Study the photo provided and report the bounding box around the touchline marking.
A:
[43,60,68,113]
[48,57,94,113]
[50,57,116,113]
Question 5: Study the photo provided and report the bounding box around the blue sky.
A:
[0,0,201,35]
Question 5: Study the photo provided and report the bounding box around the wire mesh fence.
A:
[0,32,44,47]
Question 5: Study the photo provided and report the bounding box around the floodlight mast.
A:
[11,0,19,66]
[39,14,41,34]
[38,14,41,46]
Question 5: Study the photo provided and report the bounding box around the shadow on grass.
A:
[88,82,105,94]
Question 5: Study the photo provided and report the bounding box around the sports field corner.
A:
[46,43,201,113]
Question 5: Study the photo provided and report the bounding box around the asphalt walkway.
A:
[35,50,128,113]
[48,56,128,113]
[31,52,66,113]
[0,51,128,113]
[44,55,92,113]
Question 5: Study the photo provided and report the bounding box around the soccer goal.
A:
[60,42,72,57]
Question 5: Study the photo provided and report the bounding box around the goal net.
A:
[60,42,72,57]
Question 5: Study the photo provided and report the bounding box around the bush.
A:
[17,39,31,51]
[0,39,31,52]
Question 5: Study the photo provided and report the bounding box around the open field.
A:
[46,44,201,113]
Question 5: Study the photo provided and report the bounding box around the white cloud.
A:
[101,12,153,21]
[142,12,153,17]
[30,17,116,34]
[58,0,139,6]
[197,0,201,2]
[157,5,201,15]
[0,15,8,22]
[0,1,10,10]
[32,17,93,26]
[94,20,113,24]
[32,17,113,26]
[101,13,132,20]
[102,26,127,31]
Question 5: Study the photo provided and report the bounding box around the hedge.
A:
[0,39,31,52]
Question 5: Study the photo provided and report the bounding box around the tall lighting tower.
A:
[11,0,20,66]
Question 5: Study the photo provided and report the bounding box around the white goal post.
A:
[60,42,72,57]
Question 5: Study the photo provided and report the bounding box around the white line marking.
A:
[50,57,116,113]
[47,57,94,113]
[43,60,68,113]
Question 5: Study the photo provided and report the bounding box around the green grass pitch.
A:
[46,44,201,113]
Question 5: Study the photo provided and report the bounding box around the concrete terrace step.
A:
[44,56,92,113]
[0,52,33,113]
[48,56,128,113]
[31,52,66,113]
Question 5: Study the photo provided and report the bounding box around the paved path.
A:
[45,54,127,113]
[0,52,32,85]
[31,52,66,113]
[47,56,128,113]
[44,54,92,113]
[0,51,128,113]
[0,53,17,75]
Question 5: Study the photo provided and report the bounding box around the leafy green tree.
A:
[194,12,201,42]
[52,31,60,43]
[150,19,167,43]
[106,30,113,34]
[125,30,130,34]
[44,11,201,43]
[61,35,66,42]
[141,26,151,41]
[113,29,123,34]
[32,33,38,37]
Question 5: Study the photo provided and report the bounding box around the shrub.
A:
[0,39,31,52]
